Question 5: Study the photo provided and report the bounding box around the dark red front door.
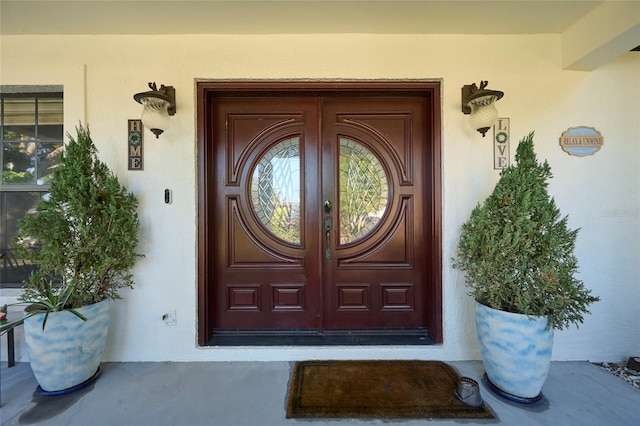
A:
[212,97,322,331]
[320,98,428,330]
[199,84,441,344]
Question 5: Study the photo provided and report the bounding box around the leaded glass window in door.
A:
[339,137,389,244]
[250,137,301,244]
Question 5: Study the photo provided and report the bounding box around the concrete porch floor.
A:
[1,360,639,425]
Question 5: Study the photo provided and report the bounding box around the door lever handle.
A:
[324,215,332,259]
[325,230,332,259]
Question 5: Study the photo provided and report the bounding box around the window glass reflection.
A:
[0,191,43,287]
[2,142,36,184]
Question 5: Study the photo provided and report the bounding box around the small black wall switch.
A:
[164,189,172,204]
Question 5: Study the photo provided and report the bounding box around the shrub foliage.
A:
[17,124,142,310]
[453,132,599,330]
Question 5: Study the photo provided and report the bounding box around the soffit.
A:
[0,0,603,36]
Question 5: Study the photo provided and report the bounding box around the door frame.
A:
[196,81,442,345]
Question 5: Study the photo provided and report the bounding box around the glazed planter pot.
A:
[475,300,554,400]
[23,298,111,392]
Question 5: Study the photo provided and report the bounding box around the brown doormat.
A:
[286,360,494,419]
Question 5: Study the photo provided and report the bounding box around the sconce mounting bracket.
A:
[134,82,176,116]
[461,80,503,114]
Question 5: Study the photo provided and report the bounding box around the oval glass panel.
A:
[339,137,389,244]
[250,137,301,244]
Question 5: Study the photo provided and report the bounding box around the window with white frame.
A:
[0,86,63,288]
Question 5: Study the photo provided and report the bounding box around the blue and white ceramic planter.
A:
[23,298,111,392]
[475,300,554,399]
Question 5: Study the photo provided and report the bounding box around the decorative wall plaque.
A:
[493,118,510,169]
[560,126,603,157]
[128,119,143,170]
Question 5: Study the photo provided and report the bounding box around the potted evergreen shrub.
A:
[453,132,599,402]
[12,124,142,393]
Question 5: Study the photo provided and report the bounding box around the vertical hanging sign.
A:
[493,118,510,169]
[128,119,143,171]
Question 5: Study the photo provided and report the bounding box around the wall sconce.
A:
[461,81,504,137]
[133,82,176,138]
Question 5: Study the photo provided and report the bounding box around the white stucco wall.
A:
[1,33,638,363]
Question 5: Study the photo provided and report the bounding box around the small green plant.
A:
[15,124,142,320]
[452,132,599,330]
[22,277,87,330]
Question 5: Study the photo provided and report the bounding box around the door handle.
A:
[324,215,333,231]
[324,200,332,214]
[324,214,333,259]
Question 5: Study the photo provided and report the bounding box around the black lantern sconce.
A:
[133,82,176,138]
[461,81,504,137]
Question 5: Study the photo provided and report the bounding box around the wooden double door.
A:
[198,84,441,344]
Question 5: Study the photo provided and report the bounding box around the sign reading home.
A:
[560,126,604,157]
[128,119,143,170]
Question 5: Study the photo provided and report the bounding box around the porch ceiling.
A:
[1,1,638,70]
[0,0,603,36]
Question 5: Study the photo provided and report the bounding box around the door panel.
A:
[208,93,433,339]
[212,98,321,330]
[321,98,426,330]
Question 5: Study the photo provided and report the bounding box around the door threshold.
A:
[208,333,434,346]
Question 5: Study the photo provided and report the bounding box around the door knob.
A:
[323,200,332,214]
